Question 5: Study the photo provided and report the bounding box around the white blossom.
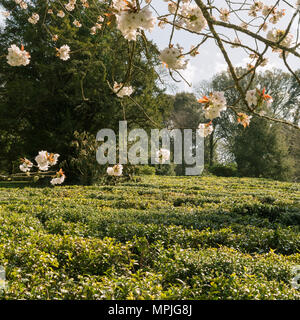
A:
[266,97,273,108]
[90,26,97,35]
[245,89,258,107]
[270,13,284,24]
[116,6,156,41]
[246,88,272,108]
[7,45,30,67]
[237,113,252,128]
[219,8,230,22]
[50,169,66,185]
[65,3,75,11]
[19,158,33,172]
[198,123,214,137]
[35,151,50,171]
[48,153,60,166]
[57,10,65,18]
[57,45,70,61]
[159,46,188,70]
[267,28,293,58]
[206,92,227,119]
[155,148,170,164]
[19,1,27,9]
[50,176,65,185]
[113,82,133,98]
[73,19,82,27]
[107,164,123,176]
[267,28,293,48]
[262,5,273,16]
[35,151,60,171]
[198,92,227,120]
[179,4,206,33]
[248,2,263,17]
[112,0,132,12]
[168,2,177,14]
[28,13,39,24]
[1,11,10,18]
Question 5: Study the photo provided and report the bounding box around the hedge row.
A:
[0,176,299,299]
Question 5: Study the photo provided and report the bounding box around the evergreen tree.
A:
[233,118,294,181]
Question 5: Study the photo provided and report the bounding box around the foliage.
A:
[209,163,238,177]
[170,92,202,129]
[61,131,103,185]
[0,176,299,299]
[155,163,176,176]
[135,165,156,176]
[0,0,173,177]
[1,0,299,134]
[168,92,208,174]
[233,118,294,181]
[195,68,299,179]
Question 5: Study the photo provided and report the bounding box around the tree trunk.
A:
[181,128,185,175]
[209,130,214,167]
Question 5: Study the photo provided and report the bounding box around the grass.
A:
[0,176,299,299]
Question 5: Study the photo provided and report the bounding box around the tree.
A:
[233,117,294,180]
[281,125,300,181]
[171,92,201,129]
[195,68,300,176]
[0,0,299,181]
[1,1,299,129]
[168,92,204,174]
[0,0,173,181]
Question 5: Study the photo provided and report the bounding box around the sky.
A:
[1,1,299,94]
[145,1,300,93]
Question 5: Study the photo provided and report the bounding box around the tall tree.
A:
[195,68,299,180]
[168,92,204,174]
[233,118,294,180]
[0,0,172,179]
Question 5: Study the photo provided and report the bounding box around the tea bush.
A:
[135,165,156,176]
[0,176,299,299]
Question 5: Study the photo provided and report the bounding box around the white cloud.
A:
[180,61,198,92]
[214,61,227,74]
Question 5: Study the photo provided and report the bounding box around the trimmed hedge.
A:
[0,176,299,299]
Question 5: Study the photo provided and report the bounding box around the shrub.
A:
[61,131,105,185]
[0,176,299,299]
[209,163,238,177]
[135,165,156,176]
[155,164,176,176]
